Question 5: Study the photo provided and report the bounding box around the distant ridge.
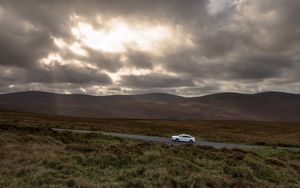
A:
[0,91,299,122]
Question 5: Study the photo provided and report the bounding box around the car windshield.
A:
[180,134,190,137]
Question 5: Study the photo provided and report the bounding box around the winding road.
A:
[51,128,300,151]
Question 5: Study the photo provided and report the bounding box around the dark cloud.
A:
[162,54,296,81]
[0,0,299,96]
[81,49,123,73]
[195,31,252,58]
[0,12,54,68]
[120,74,195,88]
[227,55,295,80]
[0,64,112,84]
[125,51,153,69]
[34,65,112,84]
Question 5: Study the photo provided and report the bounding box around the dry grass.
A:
[1,123,300,187]
[1,110,300,147]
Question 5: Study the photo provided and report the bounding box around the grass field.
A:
[0,111,300,187]
[1,110,300,147]
[1,121,300,187]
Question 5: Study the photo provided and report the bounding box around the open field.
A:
[1,110,300,147]
[1,118,300,187]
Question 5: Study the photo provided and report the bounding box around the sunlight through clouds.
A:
[1,0,299,96]
[69,16,190,55]
[39,53,63,67]
[53,37,67,49]
[69,42,88,57]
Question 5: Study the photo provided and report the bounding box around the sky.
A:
[0,0,299,96]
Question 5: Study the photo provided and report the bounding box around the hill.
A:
[0,91,299,122]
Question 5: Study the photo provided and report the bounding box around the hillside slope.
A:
[0,91,299,121]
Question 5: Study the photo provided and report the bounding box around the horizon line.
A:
[0,90,299,98]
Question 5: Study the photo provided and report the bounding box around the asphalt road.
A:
[51,128,300,151]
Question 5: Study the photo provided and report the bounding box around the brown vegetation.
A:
[1,110,300,147]
[1,122,300,187]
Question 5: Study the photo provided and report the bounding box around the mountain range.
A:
[0,91,299,122]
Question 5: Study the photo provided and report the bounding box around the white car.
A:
[171,134,196,143]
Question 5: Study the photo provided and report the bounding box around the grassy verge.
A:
[1,123,300,187]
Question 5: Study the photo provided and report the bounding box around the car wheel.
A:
[189,140,193,143]
[175,138,179,142]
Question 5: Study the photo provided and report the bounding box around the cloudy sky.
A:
[0,0,299,96]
